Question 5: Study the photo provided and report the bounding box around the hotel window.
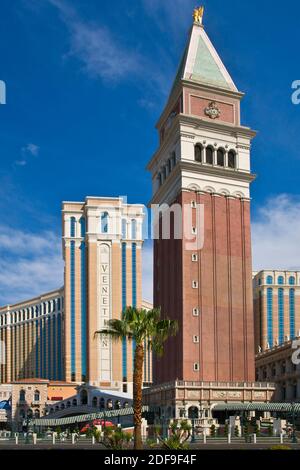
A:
[19,390,26,402]
[121,219,127,239]
[192,254,198,262]
[80,217,86,237]
[101,212,109,233]
[289,288,295,339]
[34,390,40,402]
[158,173,162,187]
[192,281,198,289]
[267,287,274,348]
[131,219,137,240]
[205,146,214,165]
[217,148,225,167]
[168,158,172,173]
[171,152,176,168]
[193,308,199,317]
[289,276,295,285]
[195,144,203,163]
[266,276,273,285]
[70,217,76,237]
[163,166,167,181]
[228,150,236,169]
[193,363,200,372]
[278,276,284,285]
[193,336,200,344]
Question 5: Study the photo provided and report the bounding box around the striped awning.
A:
[30,406,157,427]
[213,403,300,413]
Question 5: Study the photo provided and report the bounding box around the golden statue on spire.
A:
[193,6,204,24]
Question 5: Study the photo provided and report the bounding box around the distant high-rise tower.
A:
[148,11,257,384]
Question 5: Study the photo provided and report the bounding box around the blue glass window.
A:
[122,243,127,382]
[52,315,56,380]
[70,217,76,237]
[101,212,109,233]
[266,276,273,285]
[57,314,62,380]
[267,288,273,347]
[70,240,76,380]
[278,276,284,285]
[132,243,137,366]
[289,276,295,286]
[289,288,295,340]
[80,217,86,237]
[81,242,87,382]
[278,288,284,344]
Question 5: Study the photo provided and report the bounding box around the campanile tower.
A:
[148,9,257,384]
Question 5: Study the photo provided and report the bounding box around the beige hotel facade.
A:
[0,197,152,395]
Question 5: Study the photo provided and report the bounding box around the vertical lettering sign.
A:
[99,244,111,381]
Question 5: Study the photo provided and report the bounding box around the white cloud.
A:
[0,227,63,306]
[23,143,40,157]
[15,143,40,167]
[45,0,169,95]
[252,194,300,271]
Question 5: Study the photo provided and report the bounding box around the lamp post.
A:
[190,407,197,444]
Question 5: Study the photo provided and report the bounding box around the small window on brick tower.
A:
[206,146,214,165]
[193,336,200,344]
[217,148,225,167]
[192,254,198,262]
[192,227,197,235]
[228,150,236,169]
[193,308,199,316]
[193,363,200,372]
[192,281,198,289]
[195,144,202,163]
[191,200,196,208]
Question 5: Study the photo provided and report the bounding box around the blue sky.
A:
[1,0,300,305]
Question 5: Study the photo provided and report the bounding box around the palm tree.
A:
[95,306,178,450]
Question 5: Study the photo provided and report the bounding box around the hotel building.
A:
[0,197,152,395]
[253,270,300,353]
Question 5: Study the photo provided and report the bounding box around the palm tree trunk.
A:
[133,342,144,450]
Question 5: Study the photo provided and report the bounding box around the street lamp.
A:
[190,407,197,444]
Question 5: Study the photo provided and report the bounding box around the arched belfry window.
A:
[217,148,225,167]
[228,150,236,169]
[195,144,202,163]
[101,212,109,233]
[205,146,214,165]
